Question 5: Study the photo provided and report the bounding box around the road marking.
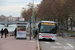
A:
[55,42,61,45]
[51,46,74,49]
[51,46,62,48]
[63,46,73,49]
[66,43,74,49]
[30,41,35,42]
[45,42,50,44]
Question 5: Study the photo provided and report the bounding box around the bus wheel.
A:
[38,39,41,41]
[52,40,55,42]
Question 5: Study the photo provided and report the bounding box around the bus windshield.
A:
[39,23,57,34]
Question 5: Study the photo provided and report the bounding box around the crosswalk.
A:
[44,42,74,49]
[55,42,61,45]
[45,42,50,44]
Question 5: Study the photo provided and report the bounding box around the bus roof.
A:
[40,21,57,23]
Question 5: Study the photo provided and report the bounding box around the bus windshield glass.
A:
[40,22,56,34]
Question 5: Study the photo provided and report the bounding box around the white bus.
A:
[16,22,27,39]
[38,21,58,41]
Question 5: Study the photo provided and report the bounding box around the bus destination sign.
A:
[41,23,55,25]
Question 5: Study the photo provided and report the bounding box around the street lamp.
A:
[32,0,35,27]
[30,0,35,40]
[32,0,35,34]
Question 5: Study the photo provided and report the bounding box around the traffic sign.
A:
[31,16,33,23]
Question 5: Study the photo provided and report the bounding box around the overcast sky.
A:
[0,0,42,17]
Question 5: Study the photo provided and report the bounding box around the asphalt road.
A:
[39,37,75,50]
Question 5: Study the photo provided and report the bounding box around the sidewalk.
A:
[64,37,75,39]
[0,35,37,50]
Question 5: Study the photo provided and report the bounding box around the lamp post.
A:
[32,0,35,27]
[30,0,35,40]
[32,0,35,34]
[5,17,7,27]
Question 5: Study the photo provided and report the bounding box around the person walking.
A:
[4,28,8,38]
[14,28,17,38]
[0,28,4,38]
[33,27,36,39]
[35,29,38,39]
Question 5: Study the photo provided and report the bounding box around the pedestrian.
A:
[0,28,4,38]
[4,28,8,38]
[14,28,17,38]
[34,29,38,39]
[35,29,38,38]
[33,27,36,39]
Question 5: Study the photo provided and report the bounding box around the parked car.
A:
[68,27,75,32]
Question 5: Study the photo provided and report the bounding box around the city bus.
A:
[38,21,58,41]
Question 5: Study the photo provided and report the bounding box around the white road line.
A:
[66,43,74,49]
[51,46,73,49]
[55,42,61,45]
[51,46,62,48]
[45,42,50,44]
[63,46,73,49]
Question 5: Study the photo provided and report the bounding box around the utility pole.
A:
[30,0,35,40]
[32,0,34,19]
[5,17,7,27]
[32,0,35,35]
[30,18,31,40]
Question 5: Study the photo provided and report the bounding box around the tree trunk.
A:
[70,18,73,31]
[66,17,68,31]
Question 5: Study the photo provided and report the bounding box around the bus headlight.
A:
[39,34,42,36]
[53,35,56,37]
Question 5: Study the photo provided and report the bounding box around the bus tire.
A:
[52,40,55,42]
[38,39,41,41]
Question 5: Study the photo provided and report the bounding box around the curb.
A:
[37,40,40,50]
[37,39,42,50]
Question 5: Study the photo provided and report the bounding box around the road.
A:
[39,37,75,50]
